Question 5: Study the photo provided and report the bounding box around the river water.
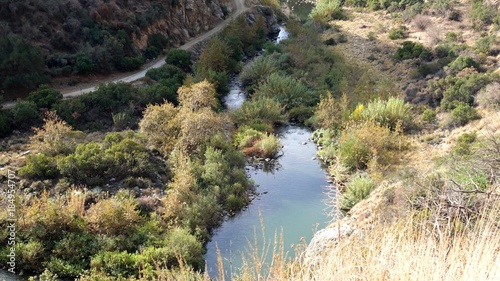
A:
[205,27,330,279]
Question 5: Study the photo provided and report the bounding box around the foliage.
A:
[340,173,375,212]
[27,86,63,109]
[0,35,48,90]
[90,251,143,278]
[240,55,281,89]
[166,49,192,72]
[449,102,480,126]
[310,0,346,23]
[75,51,93,74]
[233,97,287,128]
[85,193,142,236]
[422,108,437,123]
[437,73,490,110]
[314,92,350,131]
[388,26,407,40]
[57,132,157,185]
[29,112,85,156]
[0,112,11,137]
[196,37,234,73]
[359,97,413,130]
[258,134,282,159]
[115,56,144,71]
[139,101,180,156]
[19,154,58,179]
[338,121,402,170]
[395,41,429,60]
[254,73,315,110]
[11,100,40,125]
[448,56,479,72]
[453,132,477,156]
[87,82,133,112]
[177,80,218,111]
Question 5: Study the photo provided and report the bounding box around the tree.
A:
[177,80,218,111]
[165,49,192,72]
[138,101,180,156]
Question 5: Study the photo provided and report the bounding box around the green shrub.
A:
[340,173,375,212]
[448,56,479,72]
[0,112,12,137]
[116,56,144,71]
[474,35,498,54]
[360,97,413,130]
[11,100,40,125]
[75,51,93,74]
[166,49,192,72]
[254,73,314,110]
[310,0,346,23]
[422,108,437,123]
[239,55,280,89]
[450,102,480,126]
[88,82,133,112]
[453,131,477,155]
[234,97,287,127]
[395,41,428,60]
[388,26,407,40]
[146,64,185,82]
[440,73,490,110]
[19,154,58,179]
[196,37,235,73]
[258,134,282,159]
[90,251,143,278]
[27,86,63,109]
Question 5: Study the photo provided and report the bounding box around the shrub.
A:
[412,14,430,31]
[139,101,180,156]
[27,86,63,109]
[448,56,479,72]
[449,102,480,126]
[340,173,375,212]
[146,64,185,82]
[338,121,401,170]
[19,154,58,179]
[395,41,428,60]
[90,251,143,278]
[75,51,93,74]
[388,26,407,40]
[361,97,413,130]
[422,108,437,123]
[314,92,350,131]
[11,100,39,125]
[115,56,144,71]
[196,37,234,73]
[453,131,477,155]
[440,73,490,110]
[0,112,11,137]
[88,82,133,112]
[233,97,287,127]
[254,73,313,110]
[258,134,282,159]
[310,0,346,23]
[85,194,142,236]
[239,55,280,89]
[30,112,85,156]
[474,35,498,54]
[166,49,192,72]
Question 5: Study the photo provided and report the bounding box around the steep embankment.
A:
[0,0,233,100]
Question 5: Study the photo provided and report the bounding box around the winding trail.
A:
[2,0,249,109]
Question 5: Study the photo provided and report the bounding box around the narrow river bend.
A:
[205,27,330,279]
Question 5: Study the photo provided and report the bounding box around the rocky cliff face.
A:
[0,0,231,78]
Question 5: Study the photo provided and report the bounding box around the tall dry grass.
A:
[219,201,500,281]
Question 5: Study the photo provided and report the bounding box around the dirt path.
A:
[2,0,250,109]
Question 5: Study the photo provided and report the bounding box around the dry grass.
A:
[219,201,500,281]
